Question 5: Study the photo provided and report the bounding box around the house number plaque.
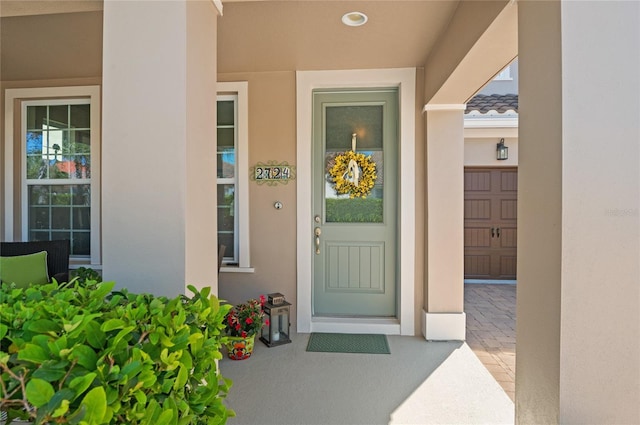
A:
[251,161,296,186]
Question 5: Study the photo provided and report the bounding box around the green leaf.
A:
[26,319,62,333]
[92,281,115,300]
[70,344,98,369]
[163,397,179,425]
[156,409,174,425]
[17,343,48,363]
[26,378,55,407]
[48,335,68,356]
[110,326,135,348]
[79,386,107,425]
[63,320,82,334]
[101,318,125,332]
[85,320,106,349]
[141,399,160,425]
[134,389,147,405]
[32,363,68,381]
[40,388,76,420]
[69,372,97,399]
[173,365,188,391]
[0,323,8,340]
[121,360,143,378]
[51,399,70,417]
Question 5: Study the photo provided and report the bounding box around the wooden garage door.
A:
[464,168,517,280]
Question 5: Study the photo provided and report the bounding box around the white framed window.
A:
[4,86,101,265]
[217,82,251,272]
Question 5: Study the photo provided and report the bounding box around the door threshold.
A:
[464,279,517,285]
[311,316,401,335]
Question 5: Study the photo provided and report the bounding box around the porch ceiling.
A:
[218,0,462,74]
[0,0,102,17]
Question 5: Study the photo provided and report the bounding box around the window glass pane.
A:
[30,230,51,241]
[30,207,49,230]
[325,105,383,150]
[72,232,90,256]
[64,130,91,179]
[217,128,235,178]
[217,100,235,126]
[26,129,91,181]
[28,184,91,257]
[48,105,69,128]
[73,207,90,230]
[52,206,71,229]
[324,104,384,223]
[26,131,46,179]
[217,184,236,260]
[70,104,90,129]
[26,106,47,131]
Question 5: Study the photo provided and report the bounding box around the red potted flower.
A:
[224,295,269,359]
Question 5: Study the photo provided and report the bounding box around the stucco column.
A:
[517,1,639,423]
[422,105,466,341]
[102,0,220,296]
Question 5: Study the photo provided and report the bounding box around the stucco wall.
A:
[102,1,219,297]
[517,1,640,423]
[558,1,639,422]
[464,137,518,167]
[217,71,298,321]
[516,1,563,421]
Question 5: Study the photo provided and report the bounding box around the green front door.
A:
[312,89,398,317]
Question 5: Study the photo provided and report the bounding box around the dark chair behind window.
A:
[218,244,226,273]
[0,240,71,283]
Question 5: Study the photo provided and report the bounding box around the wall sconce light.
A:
[496,138,508,160]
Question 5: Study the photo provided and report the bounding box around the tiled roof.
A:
[465,94,518,114]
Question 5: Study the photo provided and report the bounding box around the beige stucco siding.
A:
[217,71,299,322]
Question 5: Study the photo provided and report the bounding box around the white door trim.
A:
[296,68,416,335]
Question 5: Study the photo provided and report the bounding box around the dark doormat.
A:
[306,332,390,354]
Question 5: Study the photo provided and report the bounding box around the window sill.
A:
[69,260,102,271]
[220,266,255,273]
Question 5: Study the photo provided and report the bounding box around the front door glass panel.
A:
[324,105,383,223]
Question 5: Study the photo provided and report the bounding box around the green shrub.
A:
[326,197,383,222]
[0,281,234,424]
[72,267,102,284]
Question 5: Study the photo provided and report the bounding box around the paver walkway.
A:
[465,283,517,401]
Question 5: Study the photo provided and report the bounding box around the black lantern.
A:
[260,293,292,347]
[496,138,509,160]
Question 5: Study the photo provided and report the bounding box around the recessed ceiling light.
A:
[342,12,368,27]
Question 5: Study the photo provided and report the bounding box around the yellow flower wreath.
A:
[328,150,377,198]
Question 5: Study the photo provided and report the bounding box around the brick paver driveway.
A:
[465,283,516,401]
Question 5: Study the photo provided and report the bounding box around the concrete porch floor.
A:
[220,315,515,425]
[220,333,513,425]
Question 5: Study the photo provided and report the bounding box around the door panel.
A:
[313,89,398,317]
[326,242,384,292]
[464,168,518,280]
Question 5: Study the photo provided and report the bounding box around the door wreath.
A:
[328,147,377,199]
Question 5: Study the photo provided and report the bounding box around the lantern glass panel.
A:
[260,302,291,346]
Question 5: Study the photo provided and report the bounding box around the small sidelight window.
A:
[217,82,251,271]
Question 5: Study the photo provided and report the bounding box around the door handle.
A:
[315,227,322,255]
[496,228,501,238]
[491,227,495,238]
